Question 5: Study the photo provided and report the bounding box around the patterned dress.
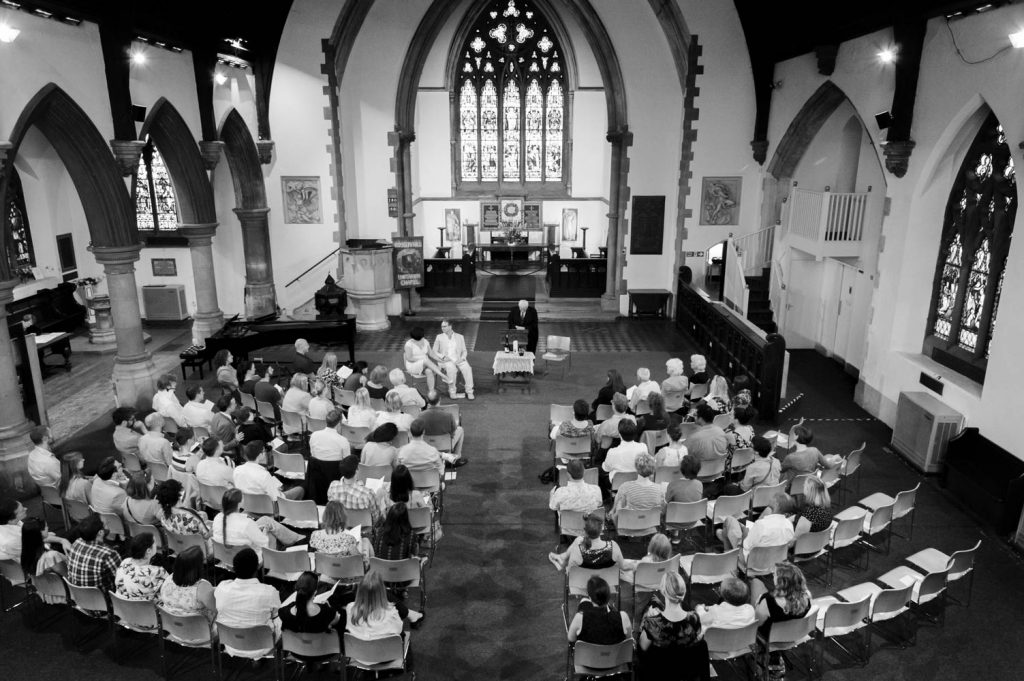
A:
[115,558,167,601]
[158,579,208,618]
[640,608,708,680]
[309,529,361,556]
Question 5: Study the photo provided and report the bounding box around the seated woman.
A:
[60,452,92,520]
[688,354,709,387]
[725,404,756,451]
[638,571,709,681]
[212,489,304,559]
[794,476,834,535]
[316,352,343,402]
[365,365,391,401]
[567,576,632,644]
[591,369,627,419]
[620,532,672,584]
[307,380,335,421]
[665,455,704,504]
[550,399,595,440]
[155,479,212,552]
[20,518,70,581]
[115,533,168,601]
[374,391,414,432]
[281,373,313,416]
[636,392,675,439]
[343,571,406,643]
[371,502,419,561]
[361,423,399,467]
[548,513,623,572]
[280,571,340,637]
[404,326,445,393]
[213,350,240,403]
[738,436,781,493]
[309,501,371,563]
[661,358,690,413]
[158,545,211,619]
[385,465,430,511]
[751,562,812,679]
[654,423,688,470]
[345,388,378,429]
[702,375,732,415]
[122,471,161,526]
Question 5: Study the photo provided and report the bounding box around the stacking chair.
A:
[343,633,412,678]
[705,490,752,545]
[343,507,373,531]
[567,639,633,681]
[745,542,793,579]
[339,424,370,451]
[859,483,920,540]
[31,571,70,610]
[688,382,709,400]
[423,432,453,453]
[239,392,257,410]
[254,399,282,435]
[610,471,638,495]
[759,606,818,680]
[566,565,620,611]
[122,451,143,472]
[216,623,282,679]
[305,417,327,433]
[679,549,741,603]
[706,622,759,678]
[905,539,981,607]
[165,530,209,558]
[594,404,614,423]
[356,463,393,483]
[615,508,662,540]
[558,467,599,486]
[856,501,896,563]
[878,566,950,628]
[211,540,244,574]
[542,335,572,377]
[751,482,787,509]
[826,513,869,585]
[149,461,170,483]
[157,605,218,679]
[282,630,342,675]
[664,499,707,549]
[110,592,160,661]
[64,496,92,525]
[314,553,365,586]
[272,449,306,481]
[95,508,128,541]
[837,443,866,503]
[788,473,814,499]
[408,505,436,564]
[837,581,914,649]
[554,435,592,466]
[812,595,872,671]
[0,559,30,612]
[198,483,229,514]
[262,547,311,582]
[127,522,165,550]
[641,429,669,456]
[730,447,756,475]
[277,498,320,530]
[65,579,114,649]
[409,467,444,515]
[38,484,67,530]
[240,492,277,517]
[696,456,726,483]
[712,413,733,429]
[369,557,426,613]
[790,527,832,583]
[280,409,307,440]
[632,556,680,620]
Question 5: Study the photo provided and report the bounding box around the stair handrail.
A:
[722,237,750,317]
[732,226,775,275]
[286,247,341,288]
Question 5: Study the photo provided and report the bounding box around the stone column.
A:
[0,280,34,498]
[234,208,277,319]
[90,244,160,410]
[180,222,225,345]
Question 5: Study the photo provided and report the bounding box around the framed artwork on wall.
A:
[445,208,461,242]
[561,208,578,241]
[480,200,500,230]
[151,258,177,277]
[523,202,542,230]
[700,177,742,225]
[499,197,525,226]
[282,176,322,224]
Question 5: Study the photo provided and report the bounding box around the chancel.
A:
[0,1,1023,680]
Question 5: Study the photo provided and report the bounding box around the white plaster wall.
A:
[414,91,453,199]
[570,90,609,197]
[769,7,1024,457]
[213,69,259,137]
[129,41,203,140]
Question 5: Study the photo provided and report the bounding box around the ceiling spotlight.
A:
[1011,29,1024,48]
[131,50,147,65]
[878,48,896,63]
[214,71,227,85]
[0,23,20,43]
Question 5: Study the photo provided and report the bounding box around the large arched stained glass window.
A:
[925,113,1015,382]
[3,167,36,280]
[457,0,566,187]
[134,137,179,232]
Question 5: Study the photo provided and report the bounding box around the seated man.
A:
[182,385,215,430]
[66,513,121,591]
[215,548,281,657]
[112,406,146,457]
[138,413,174,468]
[152,373,187,427]
[27,425,61,489]
[89,457,128,516]
[252,364,283,406]
[309,409,351,462]
[195,437,236,489]
[432,319,474,400]
[665,454,704,503]
[695,577,756,629]
[397,418,448,476]
[739,435,781,492]
[233,441,304,500]
[292,338,317,375]
[685,403,729,463]
[209,394,239,457]
[549,459,603,516]
[610,453,664,522]
[326,454,382,526]
[404,326,445,393]
[388,368,426,409]
[781,425,840,484]
[627,367,661,412]
[600,420,647,495]
[594,393,635,447]
[719,493,796,570]
[419,391,466,461]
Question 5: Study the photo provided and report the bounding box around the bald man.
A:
[507,298,539,353]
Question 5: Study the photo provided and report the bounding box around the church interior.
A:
[1,1,1024,679]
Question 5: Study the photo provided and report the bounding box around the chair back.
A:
[158,606,214,646]
[892,483,920,521]
[39,484,64,508]
[337,389,356,407]
[870,584,913,622]
[559,510,587,538]
[820,596,871,637]
[665,500,707,527]
[343,507,373,530]
[615,508,662,538]
[283,630,340,659]
[705,621,758,661]
[610,471,638,491]
[111,592,159,631]
[730,448,756,471]
[641,429,669,456]
[149,461,170,483]
[819,466,841,488]
[356,463,393,483]
[280,409,306,435]
[277,498,320,528]
[555,435,592,460]
[0,558,27,587]
[792,528,830,560]
[829,515,864,549]
[844,443,865,475]
[192,425,212,440]
[712,413,733,429]
[400,404,422,417]
[306,417,327,432]
[675,422,701,441]
[867,502,895,535]
[654,466,681,484]
[314,553,365,583]
[767,606,818,649]
[662,391,687,412]
[122,451,143,472]
[212,540,244,569]
[436,403,461,425]
[572,640,633,673]
[127,522,165,550]
[709,490,752,522]
[339,424,370,448]
[745,543,792,577]
[948,540,982,580]
[369,398,386,411]
[97,510,127,538]
[408,506,432,535]
[547,335,571,353]
[633,556,680,592]
[697,456,726,481]
[689,549,740,585]
[343,633,405,667]
[241,493,276,516]
[216,623,276,655]
[263,548,311,580]
[239,392,258,410]
[409,467,441,492]
[688,383,709,399]
[255,399,278,422]
[567,565,620,598]
[594,404,614,422]
[633,399,652,416]
[273,450,306,476]
[789,474,814,497]
[66,580,110,616]
[166,530,208,557]
[423,433,454,452]
[751,481,786,508]
[916,567,950,605]
[198,483,228,511]
[368,557,421,586]
[31,571,68,603]
[64,497,91,523]
[558,467,599,486]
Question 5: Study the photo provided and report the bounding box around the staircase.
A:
[745,267,776,334]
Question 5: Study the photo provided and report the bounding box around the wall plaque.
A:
[630,196,665,255]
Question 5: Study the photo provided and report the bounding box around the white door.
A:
[832,264,858,362]
[782,258,823,349]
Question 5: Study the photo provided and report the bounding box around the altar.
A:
[476,244,548,272]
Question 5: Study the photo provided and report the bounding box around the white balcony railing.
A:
[786,188,869,258]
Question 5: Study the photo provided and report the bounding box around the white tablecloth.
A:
[492,351,535,374]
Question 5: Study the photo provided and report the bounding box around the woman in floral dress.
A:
[115,533,167,601]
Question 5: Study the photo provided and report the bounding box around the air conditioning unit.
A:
[891,391,964,474]
[142,284,189,321]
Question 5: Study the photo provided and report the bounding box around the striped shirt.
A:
[611,477,665,519]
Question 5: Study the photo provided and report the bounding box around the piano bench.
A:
[179,345,212,381]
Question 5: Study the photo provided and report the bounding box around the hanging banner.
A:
[392,236,424,289]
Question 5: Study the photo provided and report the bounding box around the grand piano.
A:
[182,314,357,379]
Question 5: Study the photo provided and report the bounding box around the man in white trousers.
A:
[432,319,475,400]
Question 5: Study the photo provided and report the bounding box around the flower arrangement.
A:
[72,276,102,287]
[499,220,524,242]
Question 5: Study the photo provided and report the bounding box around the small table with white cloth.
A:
[492,351,535,392]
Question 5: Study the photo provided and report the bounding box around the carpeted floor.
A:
[4,344,1024,681]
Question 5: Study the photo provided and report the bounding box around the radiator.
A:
[142,285,188,321]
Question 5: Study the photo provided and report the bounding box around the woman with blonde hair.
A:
[752,562,812,679]
[59,452,91,512]
[309,500,367,560]
[702,375,732,415]
[662,358,689,394]
[638,571,708,680]
[794,476,833,535]
[365,365,390,400]
[344,571,404,641]
[281,373,312,415]
[620,532,673,584]
[345,387,378,428]
[307,380,334,421]
[316,352,342,401]
[689,354,709,385]
[373,390,414,431]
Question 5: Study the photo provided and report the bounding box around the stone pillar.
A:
[603,130,631,311]
[90,244,160,410]
[234,208,277,319]
[180,222,225,345]
[0,280,34,498]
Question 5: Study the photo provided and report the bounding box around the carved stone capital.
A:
[256,139,275,165]
[198,140,225,171]
[881,139,916,178]
[606,127,633,146]
[109,140,147,177]
[751,138,769,165]
[89,243,143,271]
[179,222,219,244]
[815,44,839,76]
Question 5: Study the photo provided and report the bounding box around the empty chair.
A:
[336,389,356,408]
[542,335,572,377]
[825,513,869,585]
[216,623,282,677]
[812,595,872,669]
[94,509,128,541]
[277,498,320,530]
[706,622,759,676]
[838,443,865,503]
[877,566,950,627]
[554,435,592,465]
[157,605,218,679]
[240,493,276,517]
[343,633,412,678]
[905,539,981,606]
[615,508,662,540]
[567,639,634,680]
[212,540,244,572]
[38,485,66,530]
[696,456,726,483]
[254,400,281,432]
[0,559,30,612]
[679,549,740,589]
[745,542,793,579]
[343,507,373,530]
[262,548,311,582]
[790,527,831,582]
[654,466,681,484]
[857,502,895,563]
[272,449,306,480]
[837,581,914,648]
[859,483,920,540]
[110,592,160,657]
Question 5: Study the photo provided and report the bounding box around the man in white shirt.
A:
[549,460,602,516]
[195,438,236,489]
[26,425,61,489]
[720,493,796,569]
[594,393,636,444]
[215,548,281,657]
[397,419,446,478]
[152,373,187,427]
[182,385,215,430]
[234,441,304,500]
[89,457,128,517]
[138,414,174,467]
[601,420,647,485]
[309,409,351,462]
[432,319,475,400]
[628,367,661,411]
[388,368,426,408]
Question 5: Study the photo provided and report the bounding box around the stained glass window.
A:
[925,113,1015,382]
[134,137,179,232]
[456,0,566,185]
[3,167,36,279]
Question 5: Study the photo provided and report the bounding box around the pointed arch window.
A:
[456,0,568,191]
[4,167,36,280]
[133,137,180,233]
[924,113,1015,383]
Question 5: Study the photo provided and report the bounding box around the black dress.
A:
[639,608,709,681]
[577,601,626,645]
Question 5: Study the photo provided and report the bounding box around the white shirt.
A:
[214,577,280,629]
[233,461,284,500]
[183,400,215,430]
[698,602,757,629]
[196,456,236,489]
[433,331,468,365]
[602,441,647,479]
[139,432,173,467]
[743,513,796,559]
[27,446,61,488]
[0,523,22,561]
[309,428,351,462]
[153,390,187,426]
[212,512,270,556]
[404,338,431,368]
[392,384,425,408]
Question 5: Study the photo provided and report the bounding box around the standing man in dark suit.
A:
[507,299,539,353]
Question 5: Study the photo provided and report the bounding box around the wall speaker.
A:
[874,111,893,129]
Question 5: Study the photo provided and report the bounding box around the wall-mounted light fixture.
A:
[877,47,897,63]
[1010,29,1024,48]
[214,71,227,85]
[0,22,20,42]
